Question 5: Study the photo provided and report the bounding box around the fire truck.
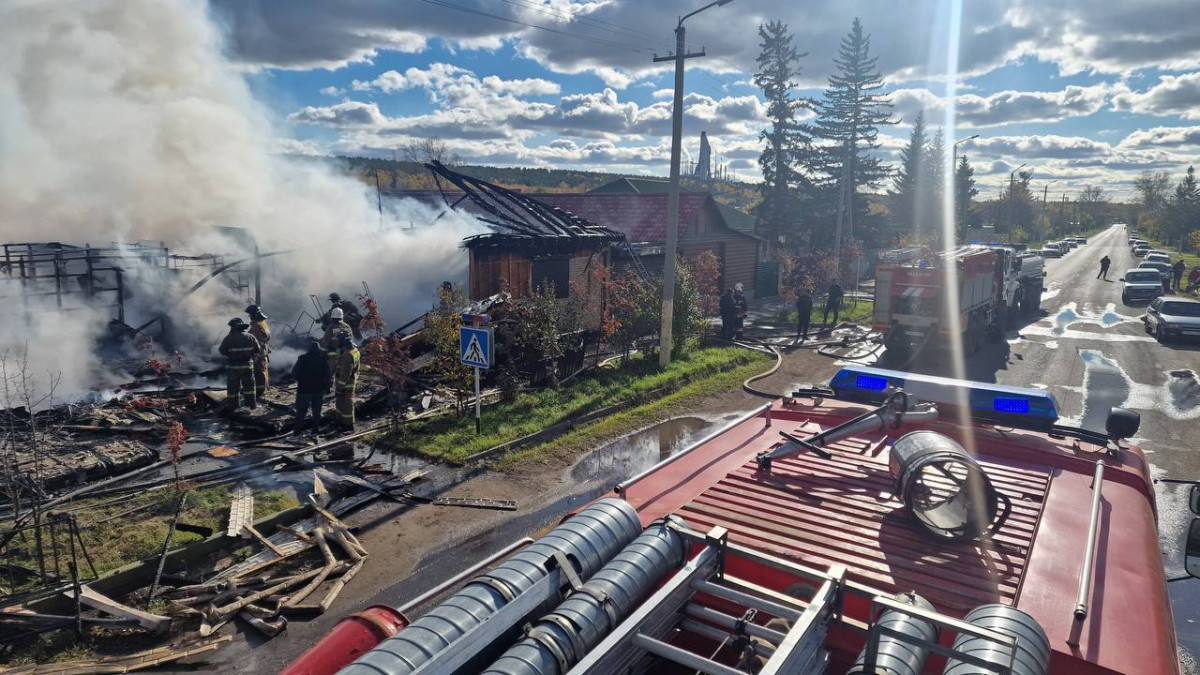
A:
[873,246,1045,363]
[287,366,1190,675]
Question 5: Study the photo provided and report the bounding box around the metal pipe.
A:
[397,537,534,615]
[692,580,801,621]
[1074,460,1106,620]
[616,402,771,497]
[681,619,776,658]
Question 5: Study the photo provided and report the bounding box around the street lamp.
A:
[657,0,734,367]
[1041,179,1058,234]
[952,135,979,243]
[1006,163,1028,232]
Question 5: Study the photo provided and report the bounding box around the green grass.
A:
[498,357,771,467]
[768,298,875,328]
[392,346,769,464]
[3,486,300,586]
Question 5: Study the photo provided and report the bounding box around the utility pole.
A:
[655,0,733,368]
[1041,180,1057,233]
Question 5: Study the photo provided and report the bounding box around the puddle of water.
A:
[570,417,710,483]
[1052,303,1080,336]
[1168,370,1200,416]
[1077,349,1130,434]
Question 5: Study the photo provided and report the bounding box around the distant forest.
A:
[300,155,762,215]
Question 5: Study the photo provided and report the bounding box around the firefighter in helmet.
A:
[218,317,261,409]
[330,331,360,430]
[321,306,352,350]
[245,304,271,397]
[323,293,363,340]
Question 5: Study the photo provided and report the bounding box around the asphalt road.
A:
[913,223,1200,671]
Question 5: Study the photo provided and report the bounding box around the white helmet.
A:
[734,283,744,292]
[330,307,344,320]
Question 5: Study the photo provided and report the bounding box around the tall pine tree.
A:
[922,129,946,242]
[753,20,815,248]
[889,111,927,239]
[1166,166,1200,247]
[954,154,978,237]
[813,18,894,257]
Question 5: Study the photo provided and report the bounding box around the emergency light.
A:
[829,366,1060,430]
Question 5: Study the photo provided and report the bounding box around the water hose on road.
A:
[741,345,784,399]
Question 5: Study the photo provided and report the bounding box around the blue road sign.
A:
[460,326,493,369]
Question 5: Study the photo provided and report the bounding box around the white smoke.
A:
[0,0,481,399]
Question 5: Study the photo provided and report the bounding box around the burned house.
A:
[420,163,627,304]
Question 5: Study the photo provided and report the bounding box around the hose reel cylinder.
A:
[340,498,642,675]
[888,431,1005,541]
[480,518,688,675]
[943,604,1050,675]
[847,592,937,675]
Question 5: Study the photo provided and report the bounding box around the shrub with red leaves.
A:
[166,421,186,473]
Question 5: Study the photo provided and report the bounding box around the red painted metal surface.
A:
[623,398,1179,674]
[279,605,408,675]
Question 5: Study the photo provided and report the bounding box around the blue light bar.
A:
[828,366,1060,430]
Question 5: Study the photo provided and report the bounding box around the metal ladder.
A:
[565,525,845,675]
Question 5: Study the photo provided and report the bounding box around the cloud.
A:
[351,63,560,99]
[1119,125,1200,149]
[288,100,388,127]
[1112,72,1200,119]
[968,135,1112,159]
[891,83,1115,127]
[319,85,344,96]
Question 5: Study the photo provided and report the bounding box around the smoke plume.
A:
[0,0,480,399]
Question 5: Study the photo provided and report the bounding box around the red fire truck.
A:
[873,246,1044,363]
[288,366,1192,675]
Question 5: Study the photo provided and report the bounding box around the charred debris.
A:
[0,167,633,667]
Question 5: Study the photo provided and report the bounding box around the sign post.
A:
[459,314,493,434]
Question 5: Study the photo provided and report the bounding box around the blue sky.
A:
[216,0,1200,200]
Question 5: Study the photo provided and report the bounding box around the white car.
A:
[1144,297,1200,342]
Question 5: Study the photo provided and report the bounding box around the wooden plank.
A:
[242,524,285,556]
[72,586,169,632]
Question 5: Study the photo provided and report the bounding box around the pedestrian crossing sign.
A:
[460,326,493,369]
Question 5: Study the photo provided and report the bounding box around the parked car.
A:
[1122,269,1166,303]
[1139,260,1173,285]
[1144,296,1200,342]
[1061,240,1079,250]
[1128,237,1139,245]
[1134,244,1152,257]
[1074,236,1088,244]
[1145,252,1172,265]
[1131,239,1148,251]
[1039,245,1063,258]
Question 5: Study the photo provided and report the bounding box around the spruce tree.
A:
[954,154,978,238]
[889,111,927,237]
[1166,166,1200,246]
[922,129,946,242]
[753,20,815,248]
[813,18,894,256]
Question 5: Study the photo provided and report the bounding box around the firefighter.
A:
[218,317,261,409]
[795,289,813,341]
[323,293,363,340]
[291,339,330,434]
[719,288,736,340]
[823,282,844,327]
[1097,255,1111,280]
[330,331,360,430]
[246,304,271,396]
[321,307,352,350]
[732,283,748,340]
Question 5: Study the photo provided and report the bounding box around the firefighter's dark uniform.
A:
[219,325,261,409]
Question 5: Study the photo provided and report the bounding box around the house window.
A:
[532,256,570,298]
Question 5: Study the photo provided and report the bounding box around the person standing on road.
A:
[291,338,330,434]
[1188,267,1200,293]
[1097,255,1111,280]
[823,282,844,327]
[795,289,813,341]
[1172,260,1186,291]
